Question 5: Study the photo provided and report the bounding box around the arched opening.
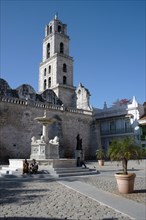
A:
[50,26,52,34]
[63,76,67,85]
[49,65,51,73]
[44,68,46,76]
[48,77,51,88]
[60,42,64,54]
[44,79,47,90]
[47,43,50,58]
[58,25,61,33]
[63,63,67,72]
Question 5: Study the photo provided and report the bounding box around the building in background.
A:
[0,16,145,161]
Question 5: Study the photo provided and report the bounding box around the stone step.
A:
[57,170,98,177]
[0,167,99,178]
[54,167,90,173]
[50,167,99,177]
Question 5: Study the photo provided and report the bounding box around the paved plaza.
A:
[0,160,145,220]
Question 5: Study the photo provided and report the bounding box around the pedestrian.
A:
[30,159,38,174]
[22,159,29,174]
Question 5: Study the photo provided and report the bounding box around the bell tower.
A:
[39,15,76,107]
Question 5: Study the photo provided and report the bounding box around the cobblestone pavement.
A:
[0,178,131,220]
[78,160,146,205]
[0,160,145,219]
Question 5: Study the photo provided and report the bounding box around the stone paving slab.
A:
[59,179,145,220]
[81,160,146,205]
[0,178,131,220]
[0,160,145,219]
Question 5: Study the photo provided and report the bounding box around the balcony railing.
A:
[101,127,133,136]
[140,135,146,141]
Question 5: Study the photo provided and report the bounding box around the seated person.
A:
[77,157,87,168]
[30,159,38,174]
[23,159,29,174]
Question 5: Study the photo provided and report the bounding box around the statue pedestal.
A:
[30,136,59,160]
[75,150,84,160]
[30,143,46,159]
[75,150,84,167]
[46,144,59,159]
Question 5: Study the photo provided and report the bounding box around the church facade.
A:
[0,15,145,161]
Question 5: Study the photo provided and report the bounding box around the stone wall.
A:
[0,97,98,161]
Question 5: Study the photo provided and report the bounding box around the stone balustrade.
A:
[0,96,93,116]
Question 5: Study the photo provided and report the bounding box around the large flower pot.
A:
[115,173,136,194]
[98,159,104,166]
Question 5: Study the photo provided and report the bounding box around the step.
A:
[57,170,98,177]
[0,166,99,178]
[54,167,91,173]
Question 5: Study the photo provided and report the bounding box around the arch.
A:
[48,77,51,88]
[58,25,61,33]
[50,26,52,34]
[44,79,47,90]
[63,63,67,72]
[60,42,64,54]
[49,65,51,73]
[63,76,67,85]
[44,68,46,76]
[47,43,50,58]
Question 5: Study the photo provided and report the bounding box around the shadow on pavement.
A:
[0,178,56,205]
[134,189,146,193]
[0,218,72,220]
[0,218,119,220]
[102,219,118,220]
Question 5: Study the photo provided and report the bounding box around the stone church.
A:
[0,15,145,162]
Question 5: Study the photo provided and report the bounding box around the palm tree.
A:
[96,148,106,160]
[108,136,142,174]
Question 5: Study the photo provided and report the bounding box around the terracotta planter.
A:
[98,159,104,166]
[115,173,136,194]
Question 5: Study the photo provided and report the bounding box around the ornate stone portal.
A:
[30,110,59,159]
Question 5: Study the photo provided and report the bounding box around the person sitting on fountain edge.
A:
[30,159,38,174]
[23,159,29,175]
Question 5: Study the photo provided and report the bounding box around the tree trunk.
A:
[122,157,128,174]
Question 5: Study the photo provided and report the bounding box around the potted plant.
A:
[108,136,143,193]
[96,148,106,166]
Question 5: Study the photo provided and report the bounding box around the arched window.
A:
[60,42,64,54]
[49,65,51,73]
[44,79,46,90]
[58,25,61,33]
[63,76,67,85]
[63,63,67,72]
[48,77,51,88]
[44,68,46,76]
[50,26,52,34]
[78,89,81,95]
[47,43,50,58]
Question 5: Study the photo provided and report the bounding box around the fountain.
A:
[6,110,76,172]
[30,110,59,159]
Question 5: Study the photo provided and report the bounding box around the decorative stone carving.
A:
[30,111,59,159]
[31,136,36,143]
[49,136,59,145]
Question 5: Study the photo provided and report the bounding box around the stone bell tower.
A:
[39,15,76,107]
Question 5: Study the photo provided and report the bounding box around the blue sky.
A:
[0,0,145,108]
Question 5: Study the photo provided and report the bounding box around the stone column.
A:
[42,123,48,142]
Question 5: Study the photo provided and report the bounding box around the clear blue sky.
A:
[0,0,145,108]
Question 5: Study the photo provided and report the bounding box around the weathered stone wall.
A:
[0,98,99,161]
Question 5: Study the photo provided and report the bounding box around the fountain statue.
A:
[30,110,59,159]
